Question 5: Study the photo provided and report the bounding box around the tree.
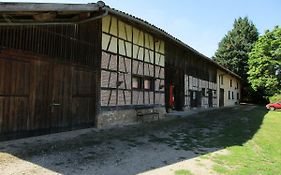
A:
[213,17,259,80]
[248,26,281,96]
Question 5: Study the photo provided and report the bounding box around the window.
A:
[132,76,142,89]
[232,91,234,99]
[230,79,232,87]
[228,91,231,100]
[144,79,150,89]
[144,78,154,90]
[237,93,240,100]
[132,76,154,91]
[220,75,224,85]
[237,82,239,89]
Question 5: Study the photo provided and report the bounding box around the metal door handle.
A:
[50,103,61,106]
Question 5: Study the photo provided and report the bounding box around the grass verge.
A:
[175,169,193,175]
[211,109,281,175]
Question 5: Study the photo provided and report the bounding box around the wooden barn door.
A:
[49,64,73,128]
[49,64,96,128]
[0,58,30,134]
[71,68,96,126]
[0,53,97,136]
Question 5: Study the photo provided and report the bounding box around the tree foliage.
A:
[214,17,259,80]
[248,26,281,96]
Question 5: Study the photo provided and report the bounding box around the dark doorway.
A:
[196,91,202,107]
[219,88,224,107]
[208,89,213,107]
[190,90,196,108]
[190,90,201,108]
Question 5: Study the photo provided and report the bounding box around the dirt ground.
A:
[0,107,246,175]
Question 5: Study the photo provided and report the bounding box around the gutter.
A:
[79,9,108,24]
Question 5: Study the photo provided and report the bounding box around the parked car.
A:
[266,101,281,110]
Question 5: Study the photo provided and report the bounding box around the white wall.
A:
[217,69,241,107]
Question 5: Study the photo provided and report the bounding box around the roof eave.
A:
[0,3,101,12]
[106,7,241,80]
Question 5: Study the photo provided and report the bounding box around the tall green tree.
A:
[248,26,281,96]
[213,17,259,80]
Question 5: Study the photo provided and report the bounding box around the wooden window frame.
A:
[132,75,155,91]
[132,75,142,90]
[143,77,155,91]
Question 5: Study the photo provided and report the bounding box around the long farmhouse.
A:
[0,2,241,139]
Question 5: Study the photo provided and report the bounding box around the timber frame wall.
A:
[165,43,218,111]
[100,15,165,109]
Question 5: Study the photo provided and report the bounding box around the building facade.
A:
[217,69,241,107]
[0,2,241,139]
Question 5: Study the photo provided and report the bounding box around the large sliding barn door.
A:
[0,53,97,136]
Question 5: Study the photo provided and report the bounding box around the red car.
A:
[266,101,281,110]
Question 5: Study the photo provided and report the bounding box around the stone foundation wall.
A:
[96,107,166,128]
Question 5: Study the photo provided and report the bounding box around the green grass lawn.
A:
[210,109,281,175]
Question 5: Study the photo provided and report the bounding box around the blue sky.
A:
[2,0,281,57]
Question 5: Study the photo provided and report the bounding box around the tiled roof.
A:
[0,1,241,79]
[104,6,241,80]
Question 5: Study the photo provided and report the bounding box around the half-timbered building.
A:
[0,2,241,139]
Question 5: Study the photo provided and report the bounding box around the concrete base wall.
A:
[96,107,166,128]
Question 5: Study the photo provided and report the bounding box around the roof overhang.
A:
[105,7,241,80]
[0,1,105,23]
[0,1,241,80]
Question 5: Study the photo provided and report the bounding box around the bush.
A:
[269,94,281,103]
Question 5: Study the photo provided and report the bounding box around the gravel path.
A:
[0,107,246,175]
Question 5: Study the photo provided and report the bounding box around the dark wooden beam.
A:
[0,3,102,12]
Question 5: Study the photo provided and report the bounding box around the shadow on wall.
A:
[0,105,267,175]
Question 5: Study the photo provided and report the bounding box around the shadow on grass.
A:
[0,105,268,175]
[145,105,268,154]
